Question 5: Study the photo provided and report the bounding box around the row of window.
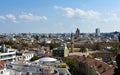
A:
[53,51,64,53]
[0,54,14,59]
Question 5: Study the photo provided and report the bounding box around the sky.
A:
[0,0,120,33]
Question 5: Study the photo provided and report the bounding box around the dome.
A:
[39,57,57,62]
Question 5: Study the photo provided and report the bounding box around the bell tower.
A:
[71,33,74,53]
[75,28,80,39]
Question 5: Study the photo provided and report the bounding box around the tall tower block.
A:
[95,28,100,37]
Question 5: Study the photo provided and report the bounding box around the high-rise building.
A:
[75,28,80,39]
[95,28,100,37]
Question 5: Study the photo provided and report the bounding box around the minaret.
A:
[71,33,74,53]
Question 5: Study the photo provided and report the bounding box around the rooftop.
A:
[10,57,71,75]
[0,62,5,70]
[39,57,57,62]
[67,55,115,75]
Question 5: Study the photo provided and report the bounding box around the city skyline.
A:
[0,0,120,33]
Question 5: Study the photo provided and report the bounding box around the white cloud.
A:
[100,13,119,24]
[64,8,75,17]
[19,13,47,22]
[54,6,61,9]
[6,14,17,23]
[0,13,47,23]
[54,6,100,19]
[54,6,120,27]
[0,16,6,20]
[54,6,75,17]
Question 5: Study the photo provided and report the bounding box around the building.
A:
[71,33,74,53]
[37,49,45,56]
[9,57,71,75]
[51,38,63,44]
[16,52,34,61]
[52,43,69,57]
[95,28,100,37]
[68,55,115,75]
[75,28,80,39]
[0,44,17,62]
[0,62,10,75]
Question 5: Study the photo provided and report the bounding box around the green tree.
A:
[80,46,88,52]
[30,56,41,61]
[4,41,14,46]
[34,35,39,40]
[112,44,120,54]
[49,43,61,50]
[114,54,120,75]
[66,60,78,75]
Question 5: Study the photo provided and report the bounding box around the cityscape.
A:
[0,0,120,75]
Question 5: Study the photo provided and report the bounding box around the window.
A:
[59,51,61,53]
[39,69,41,71]
[1,71,3,74]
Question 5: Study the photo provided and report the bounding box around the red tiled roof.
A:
[67,55,115,75]
[0,62,5,70]
[0,62,5,65]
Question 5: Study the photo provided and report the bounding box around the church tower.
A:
[71,33,74,53]
[75,28,80,39]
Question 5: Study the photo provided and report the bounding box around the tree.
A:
[34,35,39,40]
[66,60,78,75]
[111,44,120,54]
[4,41,14,46]
[21,43,28,49]
[49,43,61,50]
[114,54,120,75]
[80,46,88,52]
[30,56,40,61]
[114,34,120,75]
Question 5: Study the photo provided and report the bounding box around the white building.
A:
[37,49,45,56]
[0,62,10,75]
[16,52,34,61]
[0,44,17,62]
[9,57,71,75]
[95,28,100,37]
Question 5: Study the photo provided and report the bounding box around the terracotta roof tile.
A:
[0,62,5,70]
[67,55,115,75]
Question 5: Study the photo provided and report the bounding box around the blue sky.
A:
[0,0,120,33]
